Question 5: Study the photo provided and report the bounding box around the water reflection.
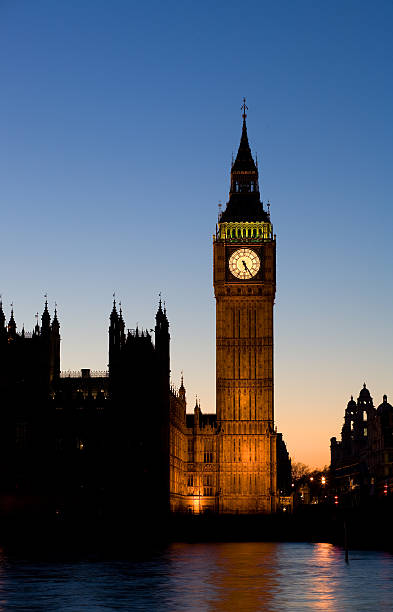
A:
[0,542,392,610]
[167,542,278,611]
[300,543,337,610]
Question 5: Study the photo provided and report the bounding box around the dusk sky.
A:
[1,0,393,468]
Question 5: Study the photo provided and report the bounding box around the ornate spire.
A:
[119,302,125,344]
[220,100,268,223]
[156,294,168,327]
[110,294,118,322]
[34,311,40,335]
[179,371,186,402]
[8,304,16,336]
[52,303,60,332]
[41,296,51,333]
[231,98,257,173]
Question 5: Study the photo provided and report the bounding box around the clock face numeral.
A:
[229,248,260,279]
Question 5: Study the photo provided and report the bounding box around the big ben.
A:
[214,101,278,513]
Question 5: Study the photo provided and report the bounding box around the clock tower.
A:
[214,102,278,513]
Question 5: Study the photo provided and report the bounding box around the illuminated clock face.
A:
[229,248,260,279]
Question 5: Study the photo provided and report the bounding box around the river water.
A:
[0,542,392,610]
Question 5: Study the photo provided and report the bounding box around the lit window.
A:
[203,475,213,496]
[204,439,213,463]
[187,438,194,463]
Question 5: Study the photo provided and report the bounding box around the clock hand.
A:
[242,260,252,277]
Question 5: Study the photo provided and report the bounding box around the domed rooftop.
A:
[377,394,393,414]
[347,395,356,409]
[359,383,371,400]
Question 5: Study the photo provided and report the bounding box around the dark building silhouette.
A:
[331,383,393,502]
[0,297,171,521]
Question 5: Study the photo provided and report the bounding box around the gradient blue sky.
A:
[1,0,392,467]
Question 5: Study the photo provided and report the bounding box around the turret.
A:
[354,383,374,445]
[50,307,61,381]
[341,395,356,452]
[343,395,356,429]
[155,298,170,377]
[52,307,60,335]
[41,299,51,335]
[119,304,125,347]
[33,312,40,336]
[194,397,201,428]
[179,372,186,404]
[8,307,16,339]
[109,298,120,380]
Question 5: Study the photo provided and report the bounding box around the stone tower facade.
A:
[213,104,278,513]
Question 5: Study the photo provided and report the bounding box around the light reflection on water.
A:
[0,542,392,610]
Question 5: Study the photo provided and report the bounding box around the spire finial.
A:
[241,97,248,122]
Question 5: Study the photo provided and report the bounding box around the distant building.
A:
[331,384,393,501]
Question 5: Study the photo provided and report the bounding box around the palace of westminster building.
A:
[0,107,291,518]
